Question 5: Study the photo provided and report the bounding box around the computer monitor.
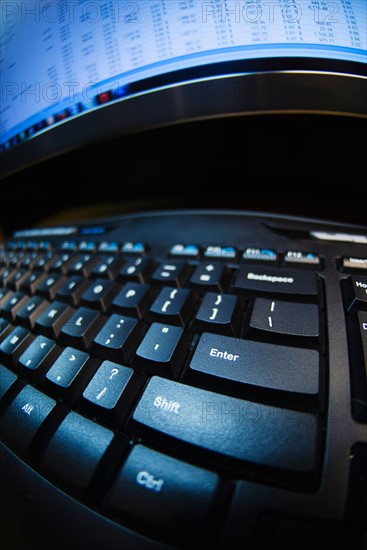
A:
[1,0,366,181]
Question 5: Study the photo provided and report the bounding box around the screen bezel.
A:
[1,56,366,180]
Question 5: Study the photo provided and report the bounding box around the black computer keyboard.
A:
[0,210,366,549]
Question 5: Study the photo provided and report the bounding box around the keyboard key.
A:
[343,276,367,312]
[91,255,123,279]
[45,347,92,399]
[60,307,104,349]
[0,364,17,400]
[82,360,141,425]
[68,254,96,277]
[16,296,49,328]
[0,319,12,342]
[204,245,237,261]
[169,243,200,259]
[6,268,29,291]
[35,301,74,338]
[234,266,318,297]
[0,287,13,306]
[80,278,118,312]
[151,261,190,287]
[0,385,56,455]
[93,314,142,362]
[121,242,147,255]
[118,258,154,283]
[19,336,58,376]
[37,273,66,300]
[0,267,16,286]
[1,291,28,321]
[56,276,90,306]
[49,253,74,274]
[0,326,33,366]
[284,251,321,268]
[148,287,197,326]
[191,292,241,335]
[249,298,319,337]
[40,411,114,491]
[342,257,367,273]
[132,377,319,473]
[111,282,153,318]
[188,333,319,396]
[190,262,229,292]
[20,271,47,294]
[107,444,219,536]
[132,323,190,377]
[242,248,277,263]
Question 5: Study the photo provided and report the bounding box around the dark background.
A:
[1,112,366,237]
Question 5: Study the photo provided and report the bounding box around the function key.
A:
[78,241,96,252]
[60,240,77,252]
[284,251,321,268]
[204,245,237,261]
[341,257,367,274]
[242,247,278,263]
[169,244,200,259]
[121,242,147,255]
[98,241,119,254]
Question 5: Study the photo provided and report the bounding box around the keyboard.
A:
[0,210,366,549]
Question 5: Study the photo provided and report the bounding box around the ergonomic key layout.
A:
[0,210,366,549]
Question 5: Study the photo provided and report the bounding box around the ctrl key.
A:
[106,444,219,537]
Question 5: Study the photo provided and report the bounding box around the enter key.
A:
[188,333,319,397]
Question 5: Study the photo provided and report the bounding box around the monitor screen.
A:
[1,0,366,178]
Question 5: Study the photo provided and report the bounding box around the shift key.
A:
[132,377,319,473]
